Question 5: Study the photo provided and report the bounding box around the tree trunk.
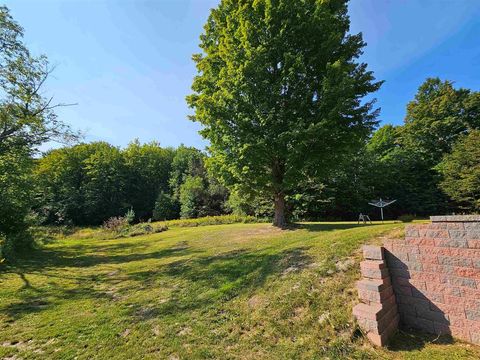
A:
[273,193,286,228]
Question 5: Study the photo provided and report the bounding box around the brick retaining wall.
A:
[354,215,480,346]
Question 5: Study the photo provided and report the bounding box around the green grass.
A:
[1,221,479,359]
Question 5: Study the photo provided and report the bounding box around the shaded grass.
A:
[1,222,479,359]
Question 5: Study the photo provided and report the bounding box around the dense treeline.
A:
[312,78,480,220]
[32,77,480,227]
[35,142,229,225]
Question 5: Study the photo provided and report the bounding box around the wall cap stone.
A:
[430,215,480,222]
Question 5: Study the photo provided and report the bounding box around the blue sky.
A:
[5,0,480,151]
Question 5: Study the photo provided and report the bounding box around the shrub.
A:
[126,223,168,237]
[124,208,135,224]
[103,216,129,233]
[165,214,263,228]
[398,214,416,223]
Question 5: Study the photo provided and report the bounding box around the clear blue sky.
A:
[5,0,480,151]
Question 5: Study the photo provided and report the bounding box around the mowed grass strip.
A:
[1,222,479,359]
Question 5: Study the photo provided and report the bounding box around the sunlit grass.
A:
[1,221,479,359]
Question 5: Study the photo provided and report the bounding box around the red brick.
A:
[468,239,480,249]
[465,223,480,231]
[431,302,466,317]
[410,271,440,283]
[467,231,480,239]
[449,230,469,239]
[438,256,472,267]
[444,295,465,306]
[363,245,384,260]
[436,324,471,341]
[462,286,478,298]
[447,223,465,230]
[449,315,468,328]
[471,332,480,345]
[454,267,480,278]
[406,237,436,247]
[358,287,394,303]
[405,226,420,237]
[393,277,426,290]
[353,303,383,321]
[464,299,480,311]
[408,253,437,264]
[419,246,444,255]
[434,238,468,248]
[429,223,448,230]
[393,244,420,254]
[466,319,480,332]
[441,275,477,289]
[357,278,391,292]
[360,260,389,279]
[422,263,454,274]
[426,282,463,297]
[427,230,449,238]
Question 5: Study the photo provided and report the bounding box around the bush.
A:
[103,216,129,233]
[124,208,135,224]
[126,223,168,237]
[165,214,263,228]
[398,214,416,223]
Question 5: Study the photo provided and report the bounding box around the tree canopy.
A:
[438,130,480,212]
[187,0,382,226]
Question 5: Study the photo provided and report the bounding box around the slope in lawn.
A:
[1,222,479,359]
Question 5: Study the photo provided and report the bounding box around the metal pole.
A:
[381,207,384,223]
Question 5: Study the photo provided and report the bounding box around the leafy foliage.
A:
[122,140,175,220]
[187,0,382,226]
[0,6,75,257]
[437,130,480,212]
[153,191,179,220]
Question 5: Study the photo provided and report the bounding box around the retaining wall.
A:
[353,215,480,346]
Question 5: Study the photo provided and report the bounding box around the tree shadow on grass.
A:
[294,223,366,232]
[2,240,314,325]
[5,240,200,272]
[126,246,313,320]
[0,240,201,321]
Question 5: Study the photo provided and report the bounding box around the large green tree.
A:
[187,0,382,226]
[0,6,75,255]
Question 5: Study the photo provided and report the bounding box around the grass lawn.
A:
[1,222,480,359]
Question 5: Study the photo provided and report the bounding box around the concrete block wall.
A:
[354,215,480,346]
[384,215,480,344]
[353,245,399,346]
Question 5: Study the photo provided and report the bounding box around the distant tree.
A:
[153,191,179,220]
[123,140,175,220]
[179,175,229,219]
[82,143,127,224]
[168,145,206,200]
[187,0,382,227]
[401,78,480,165]
[179,176,205,219]
[36,142,126,225]
[437,130,480,212]
[35,143,98,224]
[366,124,448,217]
